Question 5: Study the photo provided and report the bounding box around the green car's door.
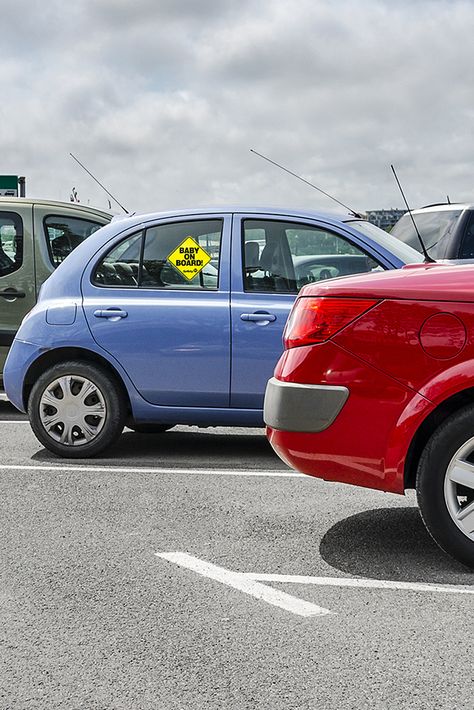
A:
[0,207,36,378]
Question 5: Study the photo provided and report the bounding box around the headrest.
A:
[245,241,260,269]
[259,242,279,273]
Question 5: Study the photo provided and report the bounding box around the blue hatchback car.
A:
[4,206,421,457]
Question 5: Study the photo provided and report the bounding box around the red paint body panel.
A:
[299,262,474,303]
[333,300,474,392]
[268,264,474,494]
[271,341,435,493]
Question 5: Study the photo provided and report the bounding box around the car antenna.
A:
[447,195,451,204]
[390,164,436,263]
[250,148,362,217]
[69,152,130,215]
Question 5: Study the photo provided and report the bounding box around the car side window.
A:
[243,219,382,293]
[93,219,222,290]
[141,220,221,289]
[44,215,104,268]
[0,211,23,277]
[459,212,474,259]
[94,232,143,286]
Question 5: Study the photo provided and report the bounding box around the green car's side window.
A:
[44,214,104,268]
[0,211,23,277]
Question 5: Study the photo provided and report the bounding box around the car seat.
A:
[114,262,138,285]
[259,240,295,292]
[244,241,261,290]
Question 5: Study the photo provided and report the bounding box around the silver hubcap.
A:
[39,375,106,446]
[444,436,474,542]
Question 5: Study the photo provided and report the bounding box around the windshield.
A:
[345,220,423,264]
[390,210,462,258]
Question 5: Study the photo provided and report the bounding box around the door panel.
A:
[229,214,384,409]
[230,291,294,409]
[82,215,232,407]
[230,215,294,409]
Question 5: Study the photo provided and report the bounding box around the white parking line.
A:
[244,573,474,596]
[0,420,29,423]
[157,552,332,617]
[156,552,474,620]
[0,463,303,477]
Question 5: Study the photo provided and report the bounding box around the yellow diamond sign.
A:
[167,237,212,281]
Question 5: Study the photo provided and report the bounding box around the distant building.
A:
[365,208,406,231]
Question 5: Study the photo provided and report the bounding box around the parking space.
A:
[1,402,473,709]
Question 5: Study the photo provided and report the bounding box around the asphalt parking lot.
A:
[1,401,473,710]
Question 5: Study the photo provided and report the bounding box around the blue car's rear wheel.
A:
[29,360,126,458]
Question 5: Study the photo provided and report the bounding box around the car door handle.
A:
[240,312,277,323]
[93,308,128,319]
[0,288,26,299]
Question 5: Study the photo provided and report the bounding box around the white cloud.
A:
[2,0,474,214]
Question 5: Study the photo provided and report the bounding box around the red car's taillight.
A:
[284,297,379,349]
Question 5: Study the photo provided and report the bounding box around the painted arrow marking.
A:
[157,552,474,619]
[157,552,332,617]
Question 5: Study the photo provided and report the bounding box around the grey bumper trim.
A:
[264,377,349,433]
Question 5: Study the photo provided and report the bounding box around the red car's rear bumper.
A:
[265,341,435,494]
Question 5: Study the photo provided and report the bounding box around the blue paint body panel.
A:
[3,206,421,426]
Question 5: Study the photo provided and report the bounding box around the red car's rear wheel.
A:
[417,404,474,568]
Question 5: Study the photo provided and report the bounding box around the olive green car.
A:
[0,198,111,384]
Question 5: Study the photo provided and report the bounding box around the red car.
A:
[265,263,474,568]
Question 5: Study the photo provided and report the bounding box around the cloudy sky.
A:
[2,0,474,215]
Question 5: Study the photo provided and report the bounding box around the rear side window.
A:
[94,232,143,286]
[391,210,462,259]
[93,219,222,290]
[44,215,104,268]
[0,211,23,277]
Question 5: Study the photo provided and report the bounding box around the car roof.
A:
[0,196,112,219]
[117,205,359,226]
[410,203,474,214]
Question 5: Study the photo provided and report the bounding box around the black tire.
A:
[416,404,474,569]
[28,360,127,458]
[128,424,174,434]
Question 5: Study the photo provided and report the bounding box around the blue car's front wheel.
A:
[28,360,127,458]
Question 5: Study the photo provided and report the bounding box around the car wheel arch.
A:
[404,386,474,490]
[22,346,132,415]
